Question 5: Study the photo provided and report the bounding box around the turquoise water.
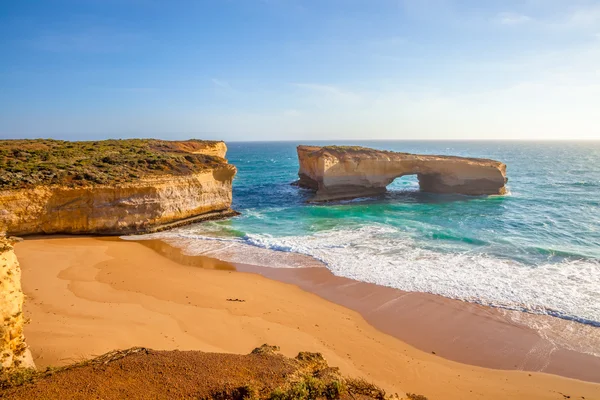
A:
[148,141,600,327]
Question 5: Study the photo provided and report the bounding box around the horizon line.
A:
[1,137,599,143]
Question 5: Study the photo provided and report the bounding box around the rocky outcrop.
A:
[0,237,34,371]
[296,145,507,201]
[0,140,237,235]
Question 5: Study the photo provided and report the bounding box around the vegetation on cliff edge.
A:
[0,139,227,190]
[319,146,409,157]
[0,345,427,400]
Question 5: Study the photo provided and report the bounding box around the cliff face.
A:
[0,140,237,235]
[0,237,34,371]
[297,145,507,201]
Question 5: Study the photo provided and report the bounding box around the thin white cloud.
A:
[211,78,240,98]
[282,109,302,117]
[292,83,362,106]
[211,79,231,89]
[516,4,600,31]
[364,36,407,47]
[565,4,600,28]
[495,12,532,25]
[193,42,600,140]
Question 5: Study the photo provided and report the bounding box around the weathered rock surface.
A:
[0,237,34,371]
[0,140,237,235]
[296,145,507,201]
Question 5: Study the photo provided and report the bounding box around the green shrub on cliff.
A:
[0,139,225,190]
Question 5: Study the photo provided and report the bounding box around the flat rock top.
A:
[0,139,230,190]
[298,145,504,167]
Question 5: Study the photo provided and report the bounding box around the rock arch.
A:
[296,145,507,202]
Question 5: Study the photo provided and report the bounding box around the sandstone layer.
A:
[296,145,507,201]
[0,237,34,372]
[0,140,237,235]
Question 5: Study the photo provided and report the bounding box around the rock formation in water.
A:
[296,145,507,201]
[0,139,237,235]
[0,237,34,372]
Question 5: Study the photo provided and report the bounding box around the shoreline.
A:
[14,236,600,399]
[135,238,600,383]
[238,264,600,382]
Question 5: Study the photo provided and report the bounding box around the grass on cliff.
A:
[321,146,369,152]
[0,139,226,190]
[320,146,406,157]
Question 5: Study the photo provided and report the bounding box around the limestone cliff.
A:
[0,139,237,235]
[0,237,34,371]
[297,145,507,201]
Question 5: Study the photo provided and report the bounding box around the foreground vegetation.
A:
[0,139,225,190]
[0,345,428,400]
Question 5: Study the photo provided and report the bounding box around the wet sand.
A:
[15,236,600,399]
[242,265,600,383]
[139,238,600,383]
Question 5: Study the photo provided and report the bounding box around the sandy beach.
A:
[241,264,600,382]
[15,236,600,400]
[136,238,600,381]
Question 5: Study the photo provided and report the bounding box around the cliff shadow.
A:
[382,189,506,205]
[298,173,509,205]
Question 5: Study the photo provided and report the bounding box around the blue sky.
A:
[1,0,599,141]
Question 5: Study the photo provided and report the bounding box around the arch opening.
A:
[386,174,420,193]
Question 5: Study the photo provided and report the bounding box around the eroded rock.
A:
[296,145,507,201]
[0,140,238,235]
[0,237,34,372]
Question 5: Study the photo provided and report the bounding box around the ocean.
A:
[135,141,600,331]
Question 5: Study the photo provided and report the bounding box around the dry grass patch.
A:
[0,345,428,400]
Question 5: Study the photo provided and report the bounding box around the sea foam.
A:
[130,224,600,329]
